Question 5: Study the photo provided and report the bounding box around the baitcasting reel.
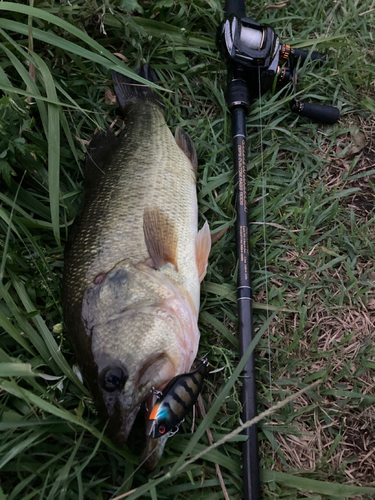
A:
[218,13,340,124]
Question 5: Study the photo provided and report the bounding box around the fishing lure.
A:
[147,359,209,438]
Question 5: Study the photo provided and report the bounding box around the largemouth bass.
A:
[63,65,211,467]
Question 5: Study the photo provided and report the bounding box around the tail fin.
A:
[112,64,163,112]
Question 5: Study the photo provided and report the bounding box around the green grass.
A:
[0,0,375,498]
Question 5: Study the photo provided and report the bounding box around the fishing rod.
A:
[217,2,339,499]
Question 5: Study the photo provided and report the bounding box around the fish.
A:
[62,64,211,468]
[147,358,208,439]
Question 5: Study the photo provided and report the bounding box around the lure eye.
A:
[99,366,128,392]
[158,425,166,435]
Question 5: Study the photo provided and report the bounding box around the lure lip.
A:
[146,418,157,437]
[147,418,179,439]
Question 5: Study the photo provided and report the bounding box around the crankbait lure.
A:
[147,359,208,438]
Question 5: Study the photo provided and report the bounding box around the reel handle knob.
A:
[291,47,327,65]
[292,101,340,124]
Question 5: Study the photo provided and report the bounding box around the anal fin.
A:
[143,208,178,270]
[196,221,211,282]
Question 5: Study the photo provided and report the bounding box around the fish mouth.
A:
[108,354,176,444]
[109,405,141,445]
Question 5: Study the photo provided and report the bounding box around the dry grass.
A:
[258,113,375,489]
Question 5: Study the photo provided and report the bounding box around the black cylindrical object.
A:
[292,47,327,64]
[222,2,260,498]
[292,101,340,124]
[226,77,250,111]
[231,105,260,500]
[224,0,246,18]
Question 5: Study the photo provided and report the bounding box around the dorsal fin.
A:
[175,126,198,171]
[85,128,118,182]
[143,208,178,270]
[196,221,211,282]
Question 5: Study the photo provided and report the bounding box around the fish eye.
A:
[99,366,128,393]
[158,425,166,435]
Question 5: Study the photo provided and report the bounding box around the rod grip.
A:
[225,0,246,18]
[295,102,340,124]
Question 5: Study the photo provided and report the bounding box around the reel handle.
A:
[291,47,327,64]
[224,0,246,18]
[292,101,340,124]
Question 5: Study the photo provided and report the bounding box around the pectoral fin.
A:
[196,221,211,282]
[143,208,178,270]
